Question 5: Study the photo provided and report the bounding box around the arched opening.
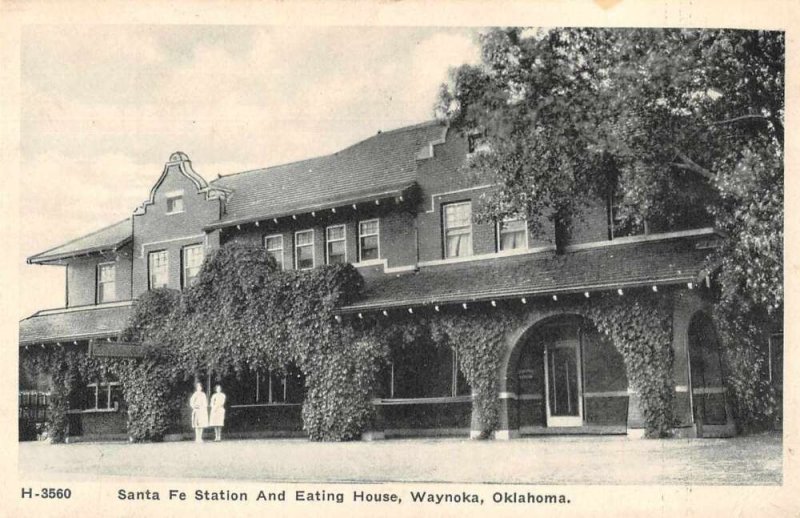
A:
[512,314,628,432]
[688,312,728,430]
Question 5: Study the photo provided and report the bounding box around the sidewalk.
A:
[18,433,782,485]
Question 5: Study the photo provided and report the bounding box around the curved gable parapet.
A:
[134,152,228,216]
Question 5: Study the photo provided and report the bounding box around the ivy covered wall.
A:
[22,242,774,443]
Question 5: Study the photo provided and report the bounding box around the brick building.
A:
[19,120,782,441]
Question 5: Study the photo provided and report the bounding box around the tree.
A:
[437,27,783,317]
[437,28,784,428]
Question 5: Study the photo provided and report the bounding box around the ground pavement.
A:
[18,433,782,486]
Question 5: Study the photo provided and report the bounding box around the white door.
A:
[544,328,583,427]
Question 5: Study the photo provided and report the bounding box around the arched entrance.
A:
[687,312,730,435]
[511,315,628,432]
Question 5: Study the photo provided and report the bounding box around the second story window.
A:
[97,263,116,303]
[326,225,347,264]
[166,192,184,214]
[358,219,380,262]
[498,218,528,252]
[182,244,204,288]
[443,201,473,258]
[148,250,169,289]
[295,230,315,270]
[264,235,284,270]
[608,191,645,239]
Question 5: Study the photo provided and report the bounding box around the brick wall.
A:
[65,244,133,307]
[132,161,221,297]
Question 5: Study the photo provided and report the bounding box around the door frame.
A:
[543,326,584,427]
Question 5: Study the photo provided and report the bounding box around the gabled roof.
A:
[27,219,132,264]
[337,236,713,313]
[19,302,133,345]
[208,121,447,228]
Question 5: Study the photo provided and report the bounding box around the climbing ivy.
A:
[583,293,676,437]
[23,242,679,442]
[712,304,779,432]
[20,347,107,443]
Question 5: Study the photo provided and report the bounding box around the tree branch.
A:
[709,114,771,126]
[672,149,715,180]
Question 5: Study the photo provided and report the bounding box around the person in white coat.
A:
[189,382,209,443]
[209,384,226,442]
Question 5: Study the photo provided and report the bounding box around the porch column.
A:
[494,391,519,440]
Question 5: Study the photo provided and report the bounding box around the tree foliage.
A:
[438,28,783,430]
[437,28,783,315]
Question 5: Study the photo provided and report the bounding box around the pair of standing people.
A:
[190,383,226,442]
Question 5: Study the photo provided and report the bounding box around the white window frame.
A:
[264,234,284,270]
[165,191,185,215]
[148,250,169,289]
[181,244,204,288]
[442,201,473,259]
[294,229,315,270]
[358,219,381,262]
[325,224,347,264]
[84,381,121,411]
[96,262,116,303]
[496,218,529,252]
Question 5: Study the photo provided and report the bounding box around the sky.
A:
[18,25,481,319]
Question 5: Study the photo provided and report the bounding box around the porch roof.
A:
[19,302,133,346]
[337,236,714,313]
[27,218,132,264]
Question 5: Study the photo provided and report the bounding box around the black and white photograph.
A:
[4,1,796,516]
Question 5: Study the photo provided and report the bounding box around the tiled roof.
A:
[338,237,713,313]
[209,121,447,227]
[28,219,132,264]
[19,303,133,345]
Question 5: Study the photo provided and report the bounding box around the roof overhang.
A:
[204,182,417,232]
[336,275,703,314]
[27,236,132,265]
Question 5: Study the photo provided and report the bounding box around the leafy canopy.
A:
[437,28,783,315]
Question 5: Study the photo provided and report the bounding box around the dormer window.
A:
[166,192,184,214]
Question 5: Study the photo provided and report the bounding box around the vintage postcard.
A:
[1,0,797,516]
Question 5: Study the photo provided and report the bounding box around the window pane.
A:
[327,226,345,241]
[264,236,284,270]
[296,231,313,246]
[183,245,204,287]
[148,251,169,289]
[358,220,380,261]
[445,233,472,258]
[443,203,472,258]
[499,220,527,251]
[167,196,184,213]
[359,220,378,236]
[265,236,282,250]
[444,203,471,228]
[109,384,123,410]
[98,264,116,303]
[328,241,346,264]
[267,250,283,269]
[297,245,314,269]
